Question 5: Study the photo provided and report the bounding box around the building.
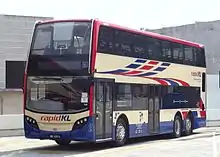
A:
[147,20,220,126]
[0,14,53,115]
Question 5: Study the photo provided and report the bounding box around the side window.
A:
[147,37,161,60]
[184,45,193,65]
[132,84,148,110]
[195,48,206,67]
[114,30,133,56]
[172,43,183,63]
[133,34,148,58]
[161,40,172,61]
[116,83,132,107]
[98,26,114,54]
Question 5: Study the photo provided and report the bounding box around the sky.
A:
[0,0,220,29]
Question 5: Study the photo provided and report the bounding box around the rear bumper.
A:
[194,117,206,129]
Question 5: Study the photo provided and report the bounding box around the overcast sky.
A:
[0,0,220,29]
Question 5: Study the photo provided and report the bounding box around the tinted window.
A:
[114,30,134,56]
[98,26,114,53]
[147,38,161,59]
[195,48,206,67]
[172,43,183,63]
[161,40,172,61]
[133,35,147,58]
[28,22,92,76]
[184,46,193,61]
[97,25,206,67]
[116,83,132,108]
[132,84,148,110]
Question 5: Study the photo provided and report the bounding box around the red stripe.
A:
[123,70,142,75]
[149,77,168,85]
[170,78,189,86]
[91,20,99,72]
[148,61,159,65]
[140,65,153,70]
[89,85,94,116]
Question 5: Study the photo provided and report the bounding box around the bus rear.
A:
[23,20,95,145]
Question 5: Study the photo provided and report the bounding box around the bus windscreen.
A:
[27,21,92,76]
[25,76,91,113]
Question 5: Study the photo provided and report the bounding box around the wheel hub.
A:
[116,124,126,141]
[186,118,191,131]
[175,119,180,134]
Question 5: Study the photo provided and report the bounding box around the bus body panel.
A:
[111,109,205,139]
[94,53,205,87]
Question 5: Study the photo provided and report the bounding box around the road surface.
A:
[1,127,220,157]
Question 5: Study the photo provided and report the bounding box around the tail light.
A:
[199,99,206,118]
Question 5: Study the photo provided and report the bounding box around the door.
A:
[148,85,160,134]
[95,79,114,140]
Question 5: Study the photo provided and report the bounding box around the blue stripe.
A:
[126,64,141,69]
[98,69,129,74]
[153,67,167,71]
[135,59,147,63]
[135,72,158,76]
[162,78,179,86]
[161,63,170,66]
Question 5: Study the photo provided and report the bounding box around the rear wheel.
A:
[114,118,128,146]
[173,115,182,138]
[55,139,71,146]
[185,115,193,136]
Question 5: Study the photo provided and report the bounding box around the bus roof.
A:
[37,19,92,24]
[36,18,204,48]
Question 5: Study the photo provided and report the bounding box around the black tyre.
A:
[184,115,193,136]
[55,139,71,146]
[114,118,128,146]
[173,115,182,138]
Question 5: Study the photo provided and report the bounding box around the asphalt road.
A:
[1,127,220,157]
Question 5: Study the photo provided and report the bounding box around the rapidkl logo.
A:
[41,115,71,122]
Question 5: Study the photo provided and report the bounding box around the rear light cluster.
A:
[25,116,39,129]
[72,117,89,130]
[199,100,206,118]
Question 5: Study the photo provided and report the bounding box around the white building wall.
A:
[0,14,53,134]
[0,14,53,88]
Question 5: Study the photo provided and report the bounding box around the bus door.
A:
[95,79,114,140]
[148,85,160,134]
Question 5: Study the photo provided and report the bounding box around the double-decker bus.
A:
[23,19,206,146]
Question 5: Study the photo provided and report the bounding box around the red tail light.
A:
[199,99,206,118]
